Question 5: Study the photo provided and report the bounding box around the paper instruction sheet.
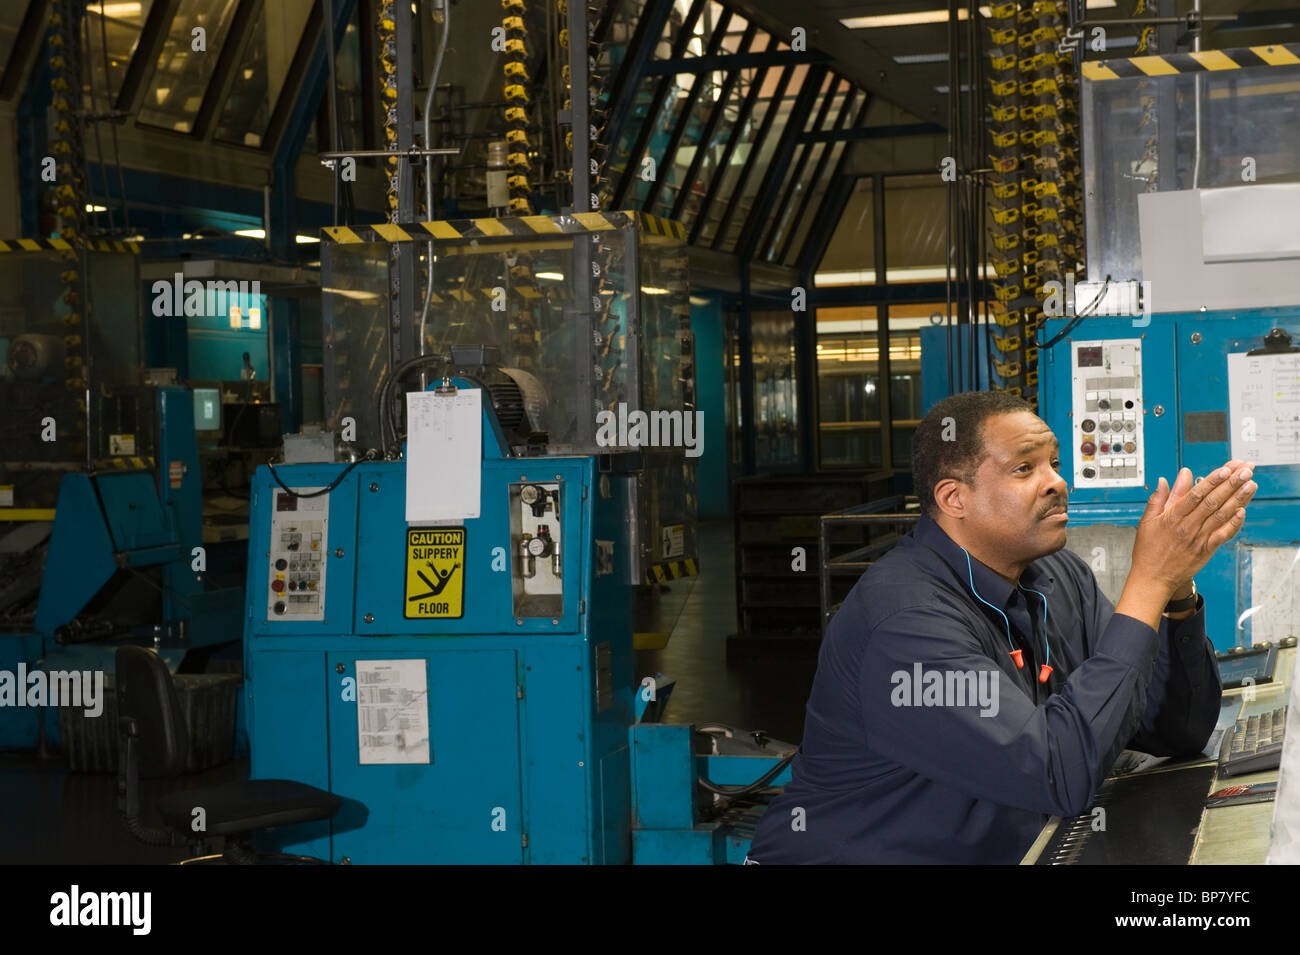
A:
[406,389,481,523]
[1228,352,1300,466]
[356,659,430,764]
[1239,545,1300,645]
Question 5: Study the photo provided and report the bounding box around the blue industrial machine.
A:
[919,46,1300,656]
[0,246,245,751]
[242,212,794,863]
[1041,310,1300,652]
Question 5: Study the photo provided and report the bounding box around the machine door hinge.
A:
[516,684,524,700]
[582,483,588,500]
[579,599,586,615]
[521,833,529,849]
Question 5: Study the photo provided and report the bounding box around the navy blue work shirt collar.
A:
[914,513,1057,609]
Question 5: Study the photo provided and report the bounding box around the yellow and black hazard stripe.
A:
[0,237,139,253]
[1083,43,1300,80]
[321,211,686,244]
[645,557,698,586]
[95,456,155,472]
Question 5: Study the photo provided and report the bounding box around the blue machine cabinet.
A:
[244,389,637,863]
[1041,308,1300,650]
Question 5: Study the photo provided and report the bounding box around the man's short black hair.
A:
[912,391,1035,517]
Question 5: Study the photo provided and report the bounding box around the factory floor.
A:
[634,519,816,746]
[0,520,818,863]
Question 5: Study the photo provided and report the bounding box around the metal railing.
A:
[818,495,921,633]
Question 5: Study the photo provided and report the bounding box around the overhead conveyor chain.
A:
[985,0,1085,410]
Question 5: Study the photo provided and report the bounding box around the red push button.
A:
[271,579,285,592]
[1081,441,1096,455]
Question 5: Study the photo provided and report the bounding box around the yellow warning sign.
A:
[404,527,465,618]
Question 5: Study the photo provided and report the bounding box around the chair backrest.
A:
[115,646,189,778]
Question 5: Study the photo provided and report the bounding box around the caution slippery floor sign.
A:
[404,528,465,618]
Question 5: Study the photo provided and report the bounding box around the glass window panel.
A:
[646,16,739,217]
[885,174,947,276]
[716,62,808,252]
[215,0,313,147]
[598,0,648,82]
[673,60,754,225]
[758,74,839,259]
[779,85,860,265]
[785,140,845,267]
[751,308,800,468]
[816,323,922,468]
[0,0,30,91]
[698,36,783,245]
[334,11,366,149]
[82,0,154,108]
[139,0,240,132]
[818,176,874,278]
[720,12,748,50]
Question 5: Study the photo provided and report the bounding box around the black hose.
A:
[266,449,375,499]
[697,751,796,797]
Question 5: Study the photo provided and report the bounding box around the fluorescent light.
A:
[816,265,997,285]
[84,203,106,213]
[323,287,381,301]
[92,2,143,18]
[535,271,565,280]
[642,286,670,295]
[842,10,969,28]
[894,53,951,64]
[234,228,265,239]
[843,0,1113,28]
[295,234,320,244]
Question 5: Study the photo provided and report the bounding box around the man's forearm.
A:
[1116,576,1177,631]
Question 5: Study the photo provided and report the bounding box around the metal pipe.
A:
[419,0,452,370]
[324,0,339,225]
[1192,0,1203,189]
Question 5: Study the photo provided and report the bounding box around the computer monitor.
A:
[193,387,222,433]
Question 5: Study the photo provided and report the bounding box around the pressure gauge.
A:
[521,485,541,505]
[526,536,548,557]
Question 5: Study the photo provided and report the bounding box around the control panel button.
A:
[271,579,285,593]
[1081,441,1095,455]
[1080,419,1096,433]
[1082,466,1096,478]
[275,558,287,571]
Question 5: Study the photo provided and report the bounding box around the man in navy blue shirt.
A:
[748,391,1256,864]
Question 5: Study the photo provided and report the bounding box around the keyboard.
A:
[1217,705,1288,777]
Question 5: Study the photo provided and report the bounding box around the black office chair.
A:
[115,645,341,864]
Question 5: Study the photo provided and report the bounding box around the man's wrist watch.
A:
[1165,580,1198,613]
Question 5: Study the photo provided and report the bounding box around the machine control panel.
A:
[511,481,563,618]
[266,488,329,621]
[1071,339,1145,488]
